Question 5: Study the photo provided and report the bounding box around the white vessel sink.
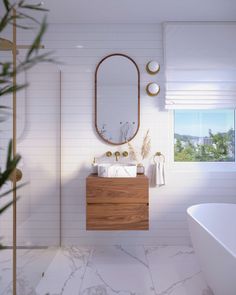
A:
[97,163,137,178]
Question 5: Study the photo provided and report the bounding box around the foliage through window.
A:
[174,110,235,162]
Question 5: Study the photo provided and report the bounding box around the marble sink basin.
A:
[97,163,137,178]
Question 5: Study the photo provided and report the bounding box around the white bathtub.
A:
[187,203,236,295]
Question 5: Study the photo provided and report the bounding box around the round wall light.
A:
[146,61,160,75]
[146,83,160,96]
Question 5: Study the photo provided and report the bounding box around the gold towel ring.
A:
[153,152,165,164]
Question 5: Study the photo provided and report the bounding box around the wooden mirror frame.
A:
[95,53,140,145]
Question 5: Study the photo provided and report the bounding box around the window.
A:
[174,110,235,162]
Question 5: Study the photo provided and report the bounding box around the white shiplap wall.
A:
[17,23,236,246]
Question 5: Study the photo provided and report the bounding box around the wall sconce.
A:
[146,83,160,96]
[146,61,160,75]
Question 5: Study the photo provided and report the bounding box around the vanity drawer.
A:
[86,203,149,230]
[86,175,148,204]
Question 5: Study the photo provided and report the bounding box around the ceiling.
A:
[0,0,235,24]
[42,0,236,23]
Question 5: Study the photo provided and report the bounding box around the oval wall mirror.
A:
[95,54,140,145]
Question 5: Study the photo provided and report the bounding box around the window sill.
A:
[167,161,236,173]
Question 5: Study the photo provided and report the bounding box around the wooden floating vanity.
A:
[86,174,149,230]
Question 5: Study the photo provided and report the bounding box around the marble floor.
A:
[0,246,214,295]
[0,248,56,295]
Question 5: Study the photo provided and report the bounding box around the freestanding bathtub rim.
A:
[187,203,236,259]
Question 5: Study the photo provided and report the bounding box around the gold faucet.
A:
[114,151,120,161]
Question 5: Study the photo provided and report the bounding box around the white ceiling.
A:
[43,0,236,23]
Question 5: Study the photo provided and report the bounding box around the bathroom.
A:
[0,0,235,294]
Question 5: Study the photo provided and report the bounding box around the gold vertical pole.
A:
[12,8,17,295]
[59,71,62,247]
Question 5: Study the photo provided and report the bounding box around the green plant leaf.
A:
[0,84,27,97]
[0,197,19,215]
[0,182,28,199]
[6,139,13,168]
[0,1,18,32]
[0,79,12,84]
[0,140,21,187]
[3,0,10,11]
[17,11,40,25]
[0,106,11,109]
[19,1,49,12]
[26,16,47,59]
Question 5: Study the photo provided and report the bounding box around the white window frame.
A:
[167,110,236,172]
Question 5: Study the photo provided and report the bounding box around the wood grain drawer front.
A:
[87,203,149,230]
[86,175,148,204]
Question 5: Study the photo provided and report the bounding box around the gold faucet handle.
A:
[114,151,121,161]
[122,151,129,157]
[106,151,112,157]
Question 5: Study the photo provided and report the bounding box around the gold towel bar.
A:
[153,152,165,163]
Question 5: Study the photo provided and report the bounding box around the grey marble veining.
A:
[36,247,92,295]
[144,246,213,295]
[0,248,56,295]
[0,246,214,295]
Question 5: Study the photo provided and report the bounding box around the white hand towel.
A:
[151,162,165,187]
[157,161,165,186]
